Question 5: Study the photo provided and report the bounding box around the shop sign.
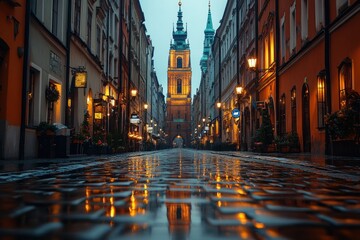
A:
[75,71,87,88]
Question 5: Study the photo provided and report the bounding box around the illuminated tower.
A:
[166,0,192,147]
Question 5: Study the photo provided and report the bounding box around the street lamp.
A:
[236,85,244,151]
[216,101,222,143]
[143,103,148,145]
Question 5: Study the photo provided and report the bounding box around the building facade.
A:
[166,1,192,147]
[0,0,27,159]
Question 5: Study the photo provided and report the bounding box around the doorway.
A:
[173,135,184,148]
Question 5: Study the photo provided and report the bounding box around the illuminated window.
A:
[317,71,326,128]
[270,28,274,64]
[338,58,352,109]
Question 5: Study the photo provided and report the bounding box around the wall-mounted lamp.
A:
[131,89,138,98]
[247,57,274,73]
[216,102,222,109]
[144,103,148,110]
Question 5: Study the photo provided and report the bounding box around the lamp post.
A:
[216,101,222,143]
[236,86,243,151]
[144,103,148,149]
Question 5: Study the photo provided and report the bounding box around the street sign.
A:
[232,108,240,118]
[130,113,141,124]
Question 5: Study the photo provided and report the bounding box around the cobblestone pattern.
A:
[0,149,359,239]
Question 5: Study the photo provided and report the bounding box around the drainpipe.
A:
[275,0,280,137]
[118,0,123,134]
[65,0,72,127]
[254,0,259,130]
[125,0,133,151]
[19,0,31,160]
[324,0,331,154]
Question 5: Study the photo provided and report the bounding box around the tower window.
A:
[177,57,182,68]
[177,79,182,94]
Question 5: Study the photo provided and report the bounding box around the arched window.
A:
[177,79,182,94]
[317,70,326,128]
[279,94,286,135]
[338,58,352,109]
[291,87,297,132]
[177,57,183,68]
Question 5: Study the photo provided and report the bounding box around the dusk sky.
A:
[140,0,227,97]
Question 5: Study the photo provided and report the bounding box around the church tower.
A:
[166,0,192,147]
[200,1,215,73]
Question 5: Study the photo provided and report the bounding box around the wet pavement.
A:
[0,149,359,240]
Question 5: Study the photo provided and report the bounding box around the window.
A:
[96,25,101,57]
[177,57,182,68]
[74,0,81,35]
[315,0,324,31]
[87,9,92,46]
[290,3,296,52]
[317,71,326,128]
[301,0,308,40]
[52,0,59,35]
[291,87,297,132]
[338,58,352,109]
[270,28,275,64]
[280,15,286,60]
[31,0,37,14]
[177,79,182,94]
[279,94,286,135]
[336,0,348,15]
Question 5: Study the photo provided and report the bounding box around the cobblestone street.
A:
[0,149,360,239]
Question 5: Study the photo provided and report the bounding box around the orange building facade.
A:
[0,0,27,159]
[276,0,360,155]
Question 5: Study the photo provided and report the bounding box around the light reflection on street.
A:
[0,149,360,239]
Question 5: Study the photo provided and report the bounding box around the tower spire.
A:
[171,0,189,50]
[200,0,215,72]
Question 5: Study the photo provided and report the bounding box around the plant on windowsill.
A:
[325,90,360,156]
[36,121,57,136]
[45,84,60,102]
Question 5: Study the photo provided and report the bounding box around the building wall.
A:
[0,1,26,159]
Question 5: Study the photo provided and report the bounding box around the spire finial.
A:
[178,0,182,7]
[209,0,211,9]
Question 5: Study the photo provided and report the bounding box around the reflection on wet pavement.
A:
[0,149,359,239]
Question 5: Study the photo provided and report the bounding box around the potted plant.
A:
[45,84,60,102]
[252,109,274,152]
[325,90,360,156]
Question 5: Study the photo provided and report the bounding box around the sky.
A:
[139,0,227,97]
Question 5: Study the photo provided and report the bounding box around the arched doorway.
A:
[302,84,311,152]
[173,135,184,148]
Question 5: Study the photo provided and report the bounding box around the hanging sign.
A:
[74,71,87,88]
